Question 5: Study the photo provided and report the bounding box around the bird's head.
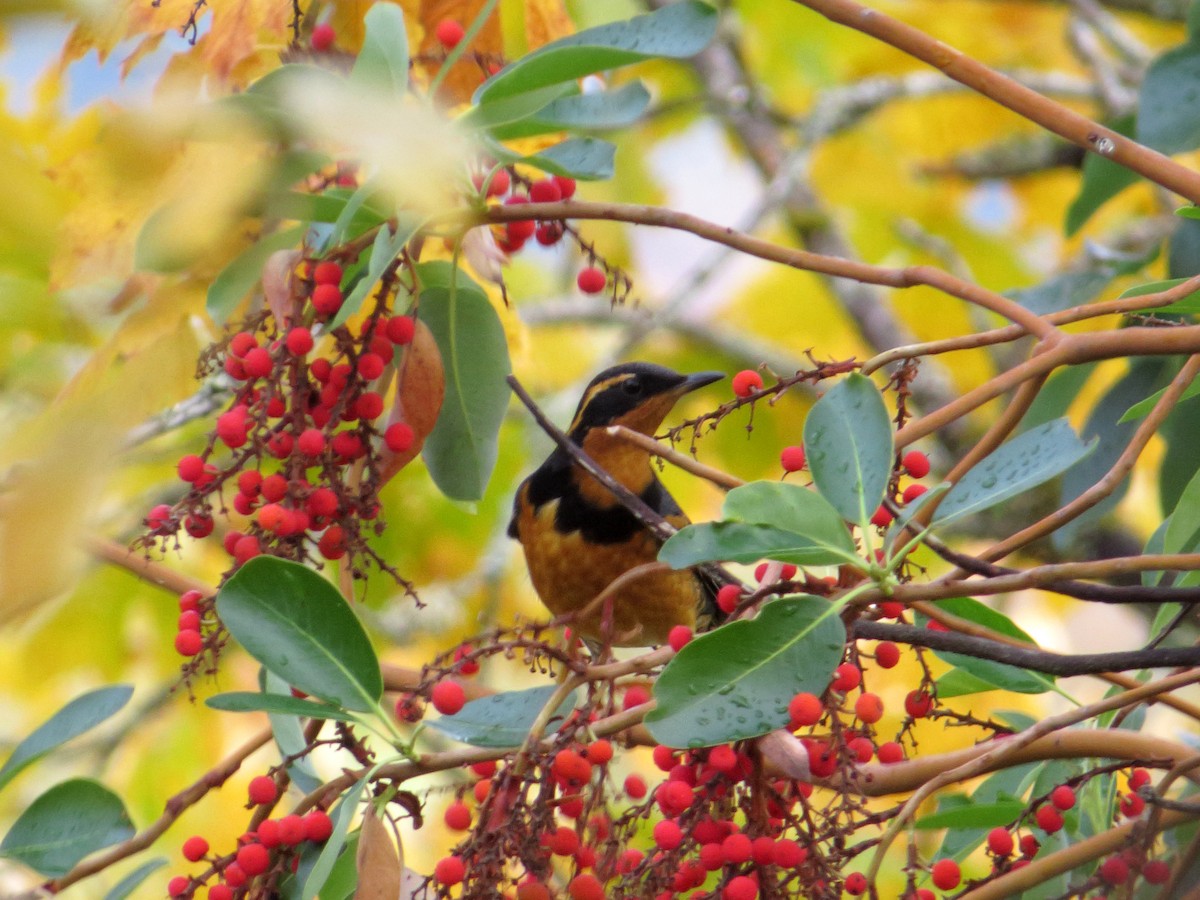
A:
[566,362,724,441]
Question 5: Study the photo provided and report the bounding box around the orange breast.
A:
[515,495,702,646]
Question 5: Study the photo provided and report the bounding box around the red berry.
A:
[773,838,805,868]
[178,610,201,631]
[780,445,806,472]
[731,369,763,398]
[310,22,335,51]
[568,873,603,900]
[880,600,905,619]
[230,331,257,357]
[622,684,651,710]
[434,18,465,48]
[232,535,260,564]
[147,503,173,533]
[303,810,333,842]
[357,353,385,380]
[184,513,214,538]
[286,327,314,355]
[722,832,753,864]
[668,625,693,652]
[313,260,342,285]
[1119,791,1145,817]
[870,505,894,527]
[854,692,884,724]
[177,454,205,482]
[517,881,551,900]
[181,835,209,861]
[653,819,682,850]
[930,858,960,890]
[551,749,592,785]
[848,735,874,763]
[1143,859,1171,884]
[553,175,576,198]
[386,315,415,345]
[844,872,867,895]
[1098,855,1130,885]
[384,422,415,453]
[624,772,643,801]
[902,483,928,503]
[1128,767,1151,790]
[296,428,325,457]
[276,814,304,845]
[656,779,693,816]
[484,169,510,197]
[535,222,563,245]
[716,583,741,614]
[318,525,346,559]
[577,266,606,294]
[1035,805,1063,833]
[707,744,737,774]
[431,680,466,715]
[831,662,861,692]
[902,450,930,478]
[434,854,465,885]
[585,739,613,765]
[1050,784,1076,810]
[168,876,190,897]
[877,741,904,764]
[875,641,900,668]
[175,630,204,656]
[242,346,273,379]
[248,775,277,806]
[223,863,246,887]
[904,689,932,718]
[987,827,1014,856]
[1019,834,1039,857]
[529,179,562,203]
[444,801,471,831]
[209,885,234,900]
[179,589,203,611]
[312,283,343,316]
[354,391,384,420]
[723,875,757,900]
[236,842,270,877]
[788,692,823,727]
[548,825,579,856]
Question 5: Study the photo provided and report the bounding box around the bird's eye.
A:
[621,378,642,395]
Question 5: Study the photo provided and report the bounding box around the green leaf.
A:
[0,684,133,793]
[1065,114,1139,235]
[206,692,360,722]
[104,858,167,900]
[460,83,579,130]
[1020,363,1098,433]
[660,522,854,568]
[486,135,617,181]
[659,482,857,568]
[334,218,420,329]
[351,3,409,94]
[916,799,1024,830]
[476,1,717,103]
[261,670,323,795]
[1119,377,1200,423]
[417,262,512,501]
[215,557,383,712]
[934,418,1095,526]
[488,82,652,139]
[0,779,135,877]
[1164,462,1200,587]
[428,685,577,748]
[1056,359,1168,548]
[918,598,1055,696]
[645,597,846,748]
[802,373,893,525]
[1008,268,1119,316]
[206,226,306,324]
[1116,277,1200,314]
[1140,41,1200,152]
[267,190,388,235]
[301,776,368,900]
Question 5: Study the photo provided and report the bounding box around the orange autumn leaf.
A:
[379,318,445,483]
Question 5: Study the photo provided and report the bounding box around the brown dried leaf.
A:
[757,728,811,781]
[354,806,402,900]
[378,318,445,484]
[263,249,303,329]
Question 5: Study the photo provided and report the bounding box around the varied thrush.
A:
[508,362,725,646]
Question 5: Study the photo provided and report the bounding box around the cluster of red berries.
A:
[145,259,422,615]
[166,776,333,898]
[173,589,207,657]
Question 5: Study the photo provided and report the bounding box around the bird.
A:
[508,362,726,647]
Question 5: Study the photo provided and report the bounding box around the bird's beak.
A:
[678,371,725,394]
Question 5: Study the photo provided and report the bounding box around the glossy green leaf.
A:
[919,598,1054,696]
[428,685,577,748]
[460,83,579,130]
[334,218,419,329]
[916,799,1024,830]
[487,135,617,180]
[104,858,167,900]
[1139,41,1200,152]
[0,779,135,877]
[206,692,359,722]
[351,3,409,94]
[417,262,512,501]
[1118,378,1200,423]
[476,1,717,103]
[660,522,854,568]
[1116,276,1200,314]
[645,597,846,748]
[261,670,323,795]
[938,763,1038,860]
[488,82,652,139]
[803,373,893,524]
[206,226,305,324]
[934,418,1095,526]
[301,776,368,900]
[1065,114,1138,235]
[216,557,383,712]
[0,685,133,793]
